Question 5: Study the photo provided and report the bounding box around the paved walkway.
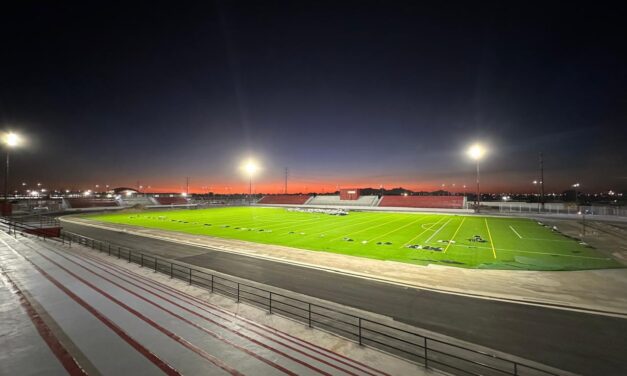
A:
[63,217,627,316]
[0,232,426,375]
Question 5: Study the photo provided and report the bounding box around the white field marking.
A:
[424,218,453,243]
[152,211,293,228]
[55,220,627,318]
[366,216,430,242]
[282,213,400,239]
[213,210,325,227]
[443,218,466,253]
[523,238,573,243]
[445,243,611,260]
[330,215,409,241]
[256,216,326,232]
[509,226,523,239]
[420,223,435,230]
[400,216,447,248]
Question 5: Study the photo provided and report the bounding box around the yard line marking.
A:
[367,216,428,242]
[424,218,453,243]
[509,226,522,239]
[400,216,447,248]
[484,219,497,259]
[444,218,466,253]
[280,214,398,241]
[330,216,407,241]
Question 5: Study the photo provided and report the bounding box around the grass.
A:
[88,207,622,271]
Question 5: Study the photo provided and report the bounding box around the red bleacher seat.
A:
[257,195,311,205]
[155,197,188,205]
[67,198,118,208]
[378,195,464,209]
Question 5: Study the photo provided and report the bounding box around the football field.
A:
[88,207,621,271]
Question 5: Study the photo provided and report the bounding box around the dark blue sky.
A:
[2,1,626,193]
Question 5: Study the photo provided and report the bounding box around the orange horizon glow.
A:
[20,178,579,195]
[85,180,538,195]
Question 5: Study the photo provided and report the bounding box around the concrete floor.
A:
[0,232,428,376]
[60,218,627,376]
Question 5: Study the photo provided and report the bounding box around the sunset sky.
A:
[2,1,626,194]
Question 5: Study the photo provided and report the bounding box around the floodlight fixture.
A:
[244,160,258,176]
[2,131,24,200]
[2,132,21,148]
[467,143,486,161]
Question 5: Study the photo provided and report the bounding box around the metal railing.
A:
[46,228,561,376]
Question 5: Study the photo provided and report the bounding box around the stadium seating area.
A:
[378,195,464,209]
[307,195,379,207]
[154,196,188,205]
[120,196,156,206]
[65,198,119,208]
[257,195,312,205]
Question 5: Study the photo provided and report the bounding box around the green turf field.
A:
[88,207,622,271]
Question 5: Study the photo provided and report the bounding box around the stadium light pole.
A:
[572,183,585,236]
[243,160,259,205]
[2,132,22,202]
[467,143,486,213]
[533,180,541,212]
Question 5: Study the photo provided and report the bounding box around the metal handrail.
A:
[0,218,561,376]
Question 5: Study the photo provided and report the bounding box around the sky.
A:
[1,1,626,194]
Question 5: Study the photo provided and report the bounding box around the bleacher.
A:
[257,195,312,205]
[120,196,156,206]
[378,195,464,209]
[66,198,119,209]
[154,196,188,205]
[307,195,378,207]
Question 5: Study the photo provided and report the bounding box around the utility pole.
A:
[284,167,288,194]
[186,177,190,196]
[539,152,545,211]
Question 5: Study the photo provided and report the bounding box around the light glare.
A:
[242,159,259,175]
[467,144,486,160]
[3,132,21,147]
